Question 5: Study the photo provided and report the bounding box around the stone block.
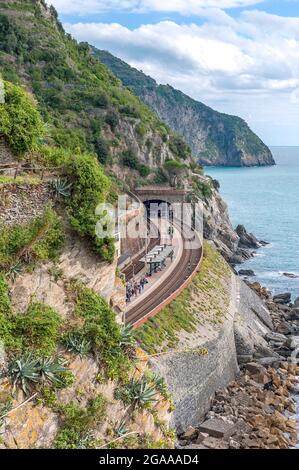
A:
[198,418,236,439]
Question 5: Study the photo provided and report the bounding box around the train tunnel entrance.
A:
[144,199,173,220]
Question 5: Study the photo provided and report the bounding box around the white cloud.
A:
[49,0,264,15]
[64,9,299,144]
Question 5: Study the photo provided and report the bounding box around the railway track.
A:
[125,220,202,327]
[121,218,160,281]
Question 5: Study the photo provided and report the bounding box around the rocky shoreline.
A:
[178,283,299,450]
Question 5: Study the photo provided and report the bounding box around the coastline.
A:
[178,281,299,449]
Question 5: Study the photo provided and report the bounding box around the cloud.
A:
[63,8,299,144]
[65,11,299,93]
[48,0,264,15]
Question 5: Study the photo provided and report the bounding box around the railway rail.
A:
[125,219,202,328]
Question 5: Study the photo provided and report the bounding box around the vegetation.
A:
[192,177,213,200]
[69,282,134,381]
[54,396,107,449]
[95,49,273,166]
[0,80,44,156]
[121,149,151,177]
[0,2,185,168]
[164,159,187,187]
[64,153,115,262]
[12,303,61,356]
[0,207,64,270]
[135,242,231,354]
[8,354,67,394]
[115,376,158,409]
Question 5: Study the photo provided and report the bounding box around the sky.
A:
[48,1,299,146]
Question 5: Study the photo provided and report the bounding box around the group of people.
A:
[126,275,149,303]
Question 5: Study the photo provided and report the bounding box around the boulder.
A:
[256,357,281,368]
[273,293,291,305]
[245,363,267,375]
[238,269,256,277]
[287,308,299,321]
[181,426,198,441]
[282,272,299,279]
[198,418,236,439]
[265,332,286,343]
[236,225,261,249]
[276,322,294,335]
[294,298,299,308]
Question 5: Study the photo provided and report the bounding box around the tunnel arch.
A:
[143,199,173,220]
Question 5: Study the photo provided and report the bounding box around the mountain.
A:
[0,0,261,266]
[0,0,193,188]
[94,49,275,167]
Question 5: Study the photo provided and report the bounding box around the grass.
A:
[135,242,232,354]
[0,175,42,185]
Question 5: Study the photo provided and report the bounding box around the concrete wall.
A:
[149,267,274,433]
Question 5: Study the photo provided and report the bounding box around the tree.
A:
[164,159,187,187]
[0,80,44,156]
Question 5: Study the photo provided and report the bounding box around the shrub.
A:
[138,164,151,178]
[169,134,191,160]
[50,178,72,198]
[0,81,44,156]
[72,283,133,380]
[105,110,119,131]
[93,136,110,165]
[65,153,115,262]
[121,149,139,170]
[13,303,61,356]
[0,272,14,347]
[54,396,107,449]
[192,179,213,199]
[8,354,40,394]
[0,207,64,269]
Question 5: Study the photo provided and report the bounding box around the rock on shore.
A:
[178,283,299,450]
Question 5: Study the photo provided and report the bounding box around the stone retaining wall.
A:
[149,269,274,433]
[0,136,15,166]
[0,183,51,227]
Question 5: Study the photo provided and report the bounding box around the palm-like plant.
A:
[119,325,136,349]
[50,178,72,198]
[8,355,40,394]
[39,357,67,385]
[116,418,127,437]
[127,377,157,408]
[63,332,91,358]
[7,262,23,282]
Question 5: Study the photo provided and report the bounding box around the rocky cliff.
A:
[95,50,275,167]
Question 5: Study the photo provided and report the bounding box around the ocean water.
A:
[206,147,299,300]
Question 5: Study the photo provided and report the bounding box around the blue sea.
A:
[206,147,299,300]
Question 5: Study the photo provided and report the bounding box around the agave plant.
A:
[50,178,72,198]
[147,371,168,397]
[63,332,91,358]
[39,357,67,385]
[7,262,23,282]
[127,376,157,409]
[8,355,40,394]
[120,325,136,349]
[116,418,128,437]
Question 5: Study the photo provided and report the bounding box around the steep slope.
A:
[95,50,275,167]
[0,0,192,185]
